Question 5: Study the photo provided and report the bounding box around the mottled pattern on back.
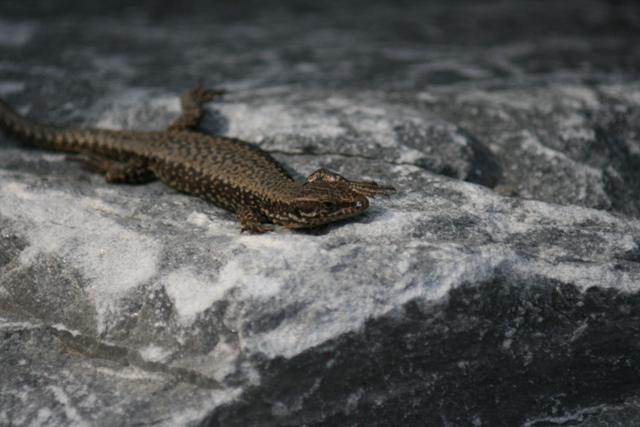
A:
[144,131,294,212]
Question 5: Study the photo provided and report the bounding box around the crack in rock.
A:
[50,327,223,391]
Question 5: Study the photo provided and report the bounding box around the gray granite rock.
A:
[2,1,640,426]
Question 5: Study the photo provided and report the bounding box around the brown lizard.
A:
[0,83,394,232]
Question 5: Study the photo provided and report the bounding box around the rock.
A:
[2,1,640,426]
[425,84,640,218]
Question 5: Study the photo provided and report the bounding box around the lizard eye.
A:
[323,201,337,210]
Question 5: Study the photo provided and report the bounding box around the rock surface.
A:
[2,1,640,426]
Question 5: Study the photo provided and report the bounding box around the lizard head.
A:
[277,181,371,228]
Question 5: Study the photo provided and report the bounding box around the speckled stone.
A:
[2,1,640,426]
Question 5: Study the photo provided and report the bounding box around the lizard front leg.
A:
[236,206,274,233]
[305,168,395,197]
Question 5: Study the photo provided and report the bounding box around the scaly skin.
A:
[0,83,395,232]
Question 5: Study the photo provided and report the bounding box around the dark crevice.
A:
[267,148,442,171]
[267,148,402,161]
[265,132,501,188]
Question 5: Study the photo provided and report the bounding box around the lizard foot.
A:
[237,206,274,233]
[168,80,225,131]
[305,168,395,197]
[189,79,226,104]
[240,224,275,233]
[347,181,396,198]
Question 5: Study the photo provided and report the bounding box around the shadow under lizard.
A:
[0,83,394,232]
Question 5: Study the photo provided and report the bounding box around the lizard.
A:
[0,83,394,232]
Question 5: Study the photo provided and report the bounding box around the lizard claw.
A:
[191,80,225,103]
[347,181,396,198]
[241,224,275,233]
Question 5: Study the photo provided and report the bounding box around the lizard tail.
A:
[0,98,51,145]
[0,96,136,158]
[0,96,65,147]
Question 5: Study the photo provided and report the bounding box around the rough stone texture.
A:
[2,1,640,426]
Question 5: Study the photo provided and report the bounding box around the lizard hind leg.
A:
[67,155,156,184]
[167,81,225,131]
[305,168,396,197]
[305,168,349,183]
